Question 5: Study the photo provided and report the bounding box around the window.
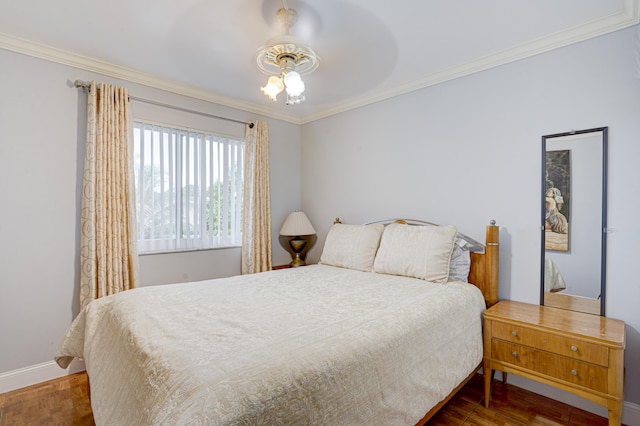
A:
[133,121,244,253]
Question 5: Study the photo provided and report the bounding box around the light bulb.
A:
[284,71,305,97]
[260,76,284,101]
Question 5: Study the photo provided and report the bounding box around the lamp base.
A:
[289,237,307,267]
[279,234,316,267]
[290,254,306,267]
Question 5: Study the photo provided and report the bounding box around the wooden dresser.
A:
[483,300,626,426]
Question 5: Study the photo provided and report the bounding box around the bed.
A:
[55,219,499,425]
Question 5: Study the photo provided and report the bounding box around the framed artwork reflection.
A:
[545,149,570,251]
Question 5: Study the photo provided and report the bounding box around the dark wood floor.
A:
[0,372,614,425]
[427,374,613,425]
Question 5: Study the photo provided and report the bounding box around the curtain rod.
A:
[72,80,254,128]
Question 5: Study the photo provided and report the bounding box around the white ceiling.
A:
[1,0,638,123]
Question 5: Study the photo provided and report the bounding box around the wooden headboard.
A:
[352,218,500,308]
[468,221,499,308]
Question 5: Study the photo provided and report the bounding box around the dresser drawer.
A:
[491,339,608,393]
[492,321,608,367]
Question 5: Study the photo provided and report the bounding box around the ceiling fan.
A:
[255,0,319,105]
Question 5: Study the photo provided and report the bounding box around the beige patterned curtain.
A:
[241,121,272,274]
[79,81,139,308]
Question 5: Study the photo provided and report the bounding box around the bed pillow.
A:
[319,223,385,271]
[449,238,471,282]
[373,223,457,283]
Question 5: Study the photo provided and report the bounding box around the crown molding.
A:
[0,32,303,125]
[299,0,640,124]
[2,0,638,126]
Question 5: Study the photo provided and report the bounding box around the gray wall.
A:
[0,48,301,376]
[301,26,640,408]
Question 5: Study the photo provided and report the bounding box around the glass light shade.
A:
[286,92,306,105]
[283,71,305,97]
[279,211,316,236]
[260,75,284,101]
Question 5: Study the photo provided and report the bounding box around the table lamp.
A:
[279,211,316,267]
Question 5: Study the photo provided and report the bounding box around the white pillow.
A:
[319,223,385,271]
[449,238,471,282]
[373,223,457,283]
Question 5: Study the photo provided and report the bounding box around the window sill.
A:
[138,245,241,256]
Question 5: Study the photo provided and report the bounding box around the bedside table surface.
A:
[484,300,625,348]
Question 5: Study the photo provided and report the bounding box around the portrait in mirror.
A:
[545,150,570,251]
[541,127,607,316]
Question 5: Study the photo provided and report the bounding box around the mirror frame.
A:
[540,127,608,316]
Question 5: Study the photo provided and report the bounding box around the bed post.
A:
[469,220,499,308]
[484,220,499,307]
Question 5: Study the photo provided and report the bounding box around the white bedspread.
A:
[55,264,486,425]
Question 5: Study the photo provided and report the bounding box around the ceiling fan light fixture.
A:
[256,5,318,105]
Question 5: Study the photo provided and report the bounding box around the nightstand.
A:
[483,300,625,426]
[272,264,292,270]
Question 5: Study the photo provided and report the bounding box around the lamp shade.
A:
[279,211,316,236]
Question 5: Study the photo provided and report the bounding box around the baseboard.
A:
[501,372,640,425]
[0,359,85,394]
[623,401,640,426]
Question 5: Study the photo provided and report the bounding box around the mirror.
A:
[541,127,607,316]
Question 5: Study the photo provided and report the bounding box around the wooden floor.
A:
[428,374,615,425]
[0,372,615,425]
[0,373,94,426]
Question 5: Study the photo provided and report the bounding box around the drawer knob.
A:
[511,352,518,358]
[570,345,578,352]
[571,369,577,376]
[511,331,517,337]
